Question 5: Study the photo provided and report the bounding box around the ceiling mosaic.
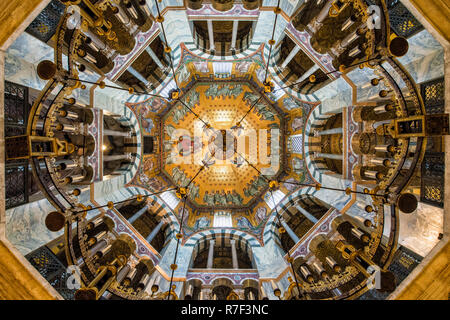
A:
[126,44,318,237]
[161,81,284,209]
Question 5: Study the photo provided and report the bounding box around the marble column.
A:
[128,205,149,224]
[330,28,362,57]
[297,64,320,83]
[315,127,343,136]
[295,205,319,224]
[103,129,131,137]
[127,66,150,87]
[145,46,166,70]
[207,20,215,52]
[207,240,215,268]
[281,45,301,69]
[103,153,131,162]
[280,219,300,244]
[231,20,238,51]
[308,0,334,34]
[146,219,164,244]
[230,240,239,269]
[314,152,343,160]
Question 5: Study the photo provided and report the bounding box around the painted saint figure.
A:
[203,191,215,207]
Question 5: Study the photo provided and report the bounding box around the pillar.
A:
[145,46,166,70]
[280,218,300,244]
[330,29,361,57]
[127,66,150,87]
[146,219,164,244]
[103,153,131,162]
[317,0,334,23]
[231,20,238,51]
[103,129,131,137]
[308,0,334,34]
[207,20,215,52]
[230,240,239,269]
[207,240,215,268]
[295,205,319,224]
[281,45,301,69]
[314,152,343,161]
[296,65,320,83]
[315,127,343,136]
[128,205,149,224]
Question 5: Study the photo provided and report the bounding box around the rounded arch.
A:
[307,234,329,253]
[211,277,234,287]
[187,229,257,269]
[184,228,261,248]
[304,105,344,183]
[263,186,313,245]
[185,278,204,300]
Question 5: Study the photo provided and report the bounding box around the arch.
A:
[304,105,344,183]
[187,229,257,269]
[263,186,313,245]
[192,19,255,56]
[211,277,237,300]
[184,228,261,249]
[185,278,204,300]
[211,277,234,287]
[116,233,138,254]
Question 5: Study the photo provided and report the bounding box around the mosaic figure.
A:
[194,216,211,230]
[231,190,243,205]
[235,61,252,74]
[203,191,215,207]
[194,61,209,73]
[237,216,253,230]
[255,206,267,224]
[291,117,303,132]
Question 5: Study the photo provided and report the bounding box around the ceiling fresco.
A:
[126,44,318,238]
[161,81,284,209]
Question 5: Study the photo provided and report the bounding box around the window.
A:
[264,189,285,210]
[159,191,180,210]
[213,211,233,228]
[213,62,232,78]
[159,79,177,98]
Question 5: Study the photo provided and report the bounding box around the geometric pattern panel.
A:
[25,245,76,300]
[25,0,65,43]
[4,81,29,137]
[5,164,29,209]
[421,77,445,115]
[290,134,303,154]
[421,152,445,207]
[387,0,424,38]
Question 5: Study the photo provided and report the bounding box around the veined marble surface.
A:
[5,189,96,255]
[314,77,353,113]
[252,239,288,278]
[157,237,194,278]
[398,202,443,257]
[398,29,445,84]
[6,198,61,255]
[253,10,288,44]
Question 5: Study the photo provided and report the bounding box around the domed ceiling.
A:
[126,44,317,237]
[162,80,284,209]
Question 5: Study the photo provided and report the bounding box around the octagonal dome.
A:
[161,80,286,209]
